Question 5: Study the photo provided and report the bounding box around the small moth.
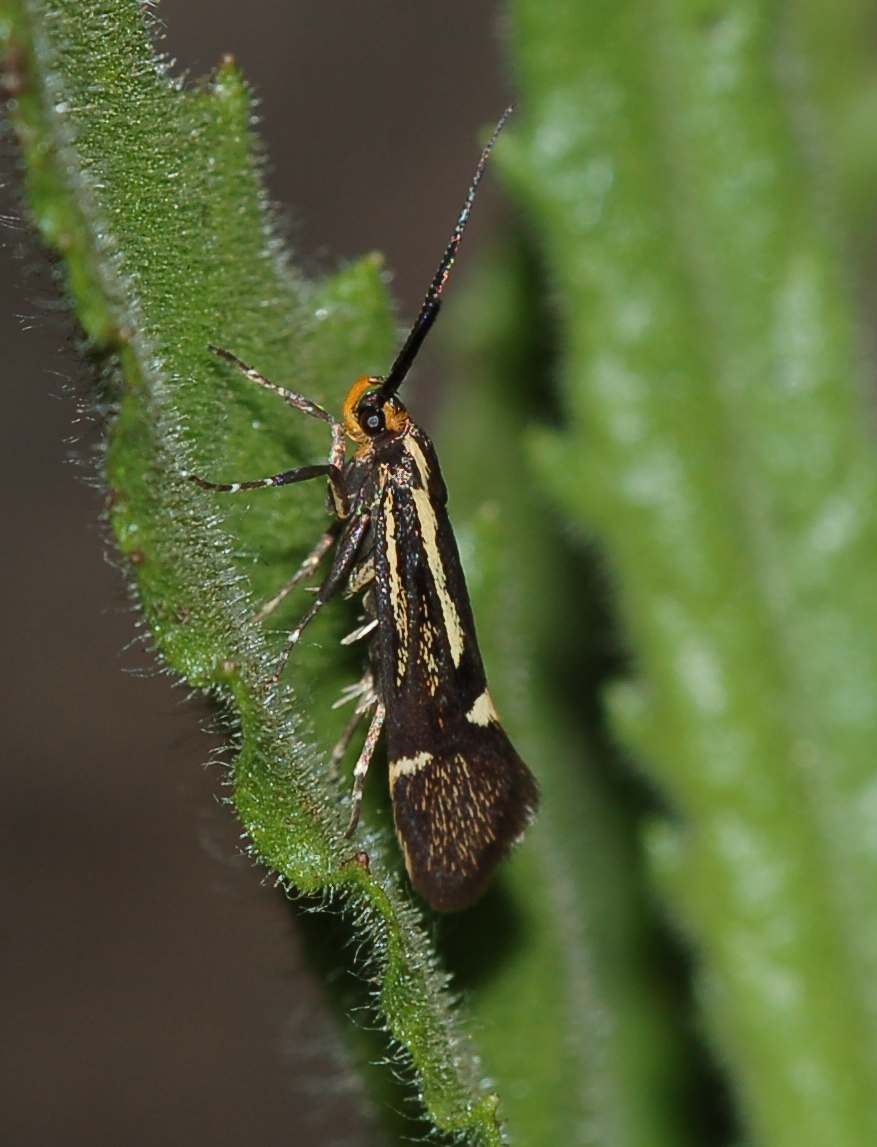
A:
[192,108,538,911]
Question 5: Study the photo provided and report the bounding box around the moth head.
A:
[343,375,410,444]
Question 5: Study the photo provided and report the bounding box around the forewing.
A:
[371,428,538,911]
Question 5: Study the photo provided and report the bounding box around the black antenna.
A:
[379,105,513,399]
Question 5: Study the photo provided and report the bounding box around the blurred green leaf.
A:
[437,240,700,1146]
[505,1,877,1144]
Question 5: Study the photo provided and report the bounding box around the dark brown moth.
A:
[191,108,538,911]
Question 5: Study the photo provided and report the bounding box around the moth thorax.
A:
[342,375,410,443]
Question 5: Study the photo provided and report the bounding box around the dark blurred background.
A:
[1,4,510,1143]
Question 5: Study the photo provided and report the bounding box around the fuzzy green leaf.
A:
[1,1,508,1140]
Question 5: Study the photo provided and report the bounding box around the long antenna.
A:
[379,105,513,399]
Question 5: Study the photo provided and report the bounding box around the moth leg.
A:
[332,671,377,711]
[330,707,368,782]
[328,671,377,783]
[253,528,337,624]
[272,512,371,681]
[340,616,378,646]
[188,463,338,495]
[344,700,385,838]
[209,345,347,472]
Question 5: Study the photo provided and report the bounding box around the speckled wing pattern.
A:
[371,425,539,911]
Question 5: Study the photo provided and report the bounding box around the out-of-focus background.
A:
[1,4,509,1143]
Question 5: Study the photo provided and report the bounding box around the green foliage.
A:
[1,1,501,1142]
[438,242,698,1146]
[6,0,877,1144]
[502,1,877,1144]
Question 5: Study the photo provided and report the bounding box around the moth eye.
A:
[357,401,386,435]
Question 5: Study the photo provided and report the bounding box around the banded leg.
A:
[272,512,371,682]
[344,701,385,838]
[330,707,368,780]
[189,464,336,495]
[209,345,347,472]
[328,671,377,782]
[253,528,337,624]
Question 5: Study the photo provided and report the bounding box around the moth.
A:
[191,108,538,911]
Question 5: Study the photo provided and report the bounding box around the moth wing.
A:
[390,736,538,912]
[372,431,538,911]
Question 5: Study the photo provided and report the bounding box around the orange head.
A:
[342,376,410,446]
